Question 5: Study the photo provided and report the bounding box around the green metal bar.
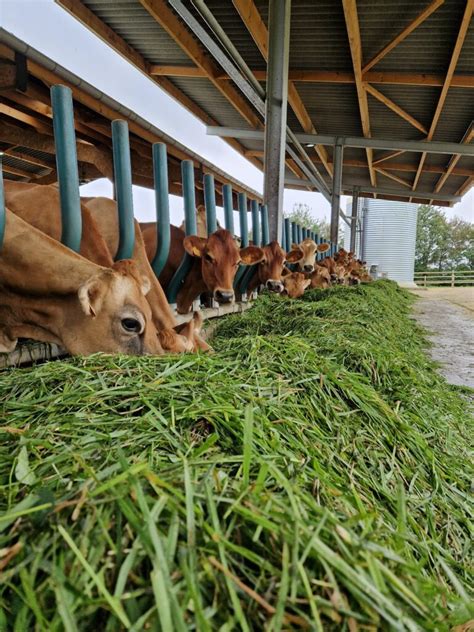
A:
[112,120,135,260]
[260,204,270,245]
[0,157,5,250]
[203,173,217,235]
[223,184,234,233]
[50,85,82,252]
[166,160,198,303]
[150,143,170,278]
[234,193,248,289]
[291,222,298,246]
[296,224,302,244]
[284,218,291,252]
[251,199,261,246]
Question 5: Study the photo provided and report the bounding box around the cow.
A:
[141,224,264,314]
[244,241,304,295]
[289,239,331,273]
[4,183,204,353]
[309,265,332,289]
[281,271,311,298]
[178,204,222,238]
[0,208,162,356]
[318,256,348,285]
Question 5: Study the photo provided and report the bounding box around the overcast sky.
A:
[1,0,472,228]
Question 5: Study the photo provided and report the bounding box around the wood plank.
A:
[232,0,332,176]
[372,150,405,166]
[342,0,376,187]
[413,0,473,190]
[375,167,412,188]
[365,83,428,134]
[434,123,474,192]
[0,62,16,89]
[455,175,473,196]
[362,0,445,73]
[3,148,54,169]
[0,103,52,134]
[149,65,207,77]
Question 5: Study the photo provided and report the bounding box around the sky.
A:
[1,0,472,228]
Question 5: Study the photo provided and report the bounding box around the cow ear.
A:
[183,235,207,257]
[0,329,17,353]
[286,249,303,263]
[240,246,264,264]
[78,276,107,318]
[317,243,330,253]
[140,275,151,296]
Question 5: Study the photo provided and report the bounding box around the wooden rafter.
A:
[342,0,376,188]
[232,0,333,177]
[3,147,54,169]
[0,103,52,134]
[412,0,474,191]
[434,122,474,192]
[365,83,428,134]
[54,0,264,174]
[455,175,473,196]
[372,150,406,166]
[148,66,474,89]
[374,167,412,188]
[362,0,445,73]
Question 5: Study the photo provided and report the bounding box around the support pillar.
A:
[263,0,291,242]
[350,186,359,254]
[330,138,343,245]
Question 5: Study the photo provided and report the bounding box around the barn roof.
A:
[53,0,473,207]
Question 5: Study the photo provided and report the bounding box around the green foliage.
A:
[0,282,472,630]
[285,203,334,242]
[415,205,473,271]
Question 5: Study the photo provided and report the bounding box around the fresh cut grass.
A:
[0,281,472,631]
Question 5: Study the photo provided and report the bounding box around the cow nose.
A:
[266,280,284,293]
[303,265,314,273]
[214,289,234,304]
[330,274,338,283]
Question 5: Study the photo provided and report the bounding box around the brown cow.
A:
[0,208,162,356]
[309,265,332,289]
[245,241,304,294]
[282,271,311,298]
[179,204,221,238]
[290,239,331,273]
[141,224,264,314]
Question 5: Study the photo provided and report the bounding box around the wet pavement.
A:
[410,287,473,389]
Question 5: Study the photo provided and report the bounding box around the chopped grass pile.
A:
[0,281,472,631]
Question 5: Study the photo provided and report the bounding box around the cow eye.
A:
[121,318,143,334]
[204,253,214,263]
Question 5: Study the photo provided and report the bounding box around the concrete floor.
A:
[410,287,473,389]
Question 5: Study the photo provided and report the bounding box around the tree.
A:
[285,203,336,243]
[415,205,473,271]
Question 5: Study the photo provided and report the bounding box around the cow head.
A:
[282,272,311,298]
[184,229,263,304]
[68,259,162,355]
[289,239,331,273]
[250,240,303,294]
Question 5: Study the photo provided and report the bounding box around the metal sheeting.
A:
[360,199,418,282]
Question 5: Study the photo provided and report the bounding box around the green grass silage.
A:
[0,281,472,631]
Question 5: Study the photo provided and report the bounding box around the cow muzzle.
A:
[303,264,314,273]
[266,279,284,293]
[214,289,235,304]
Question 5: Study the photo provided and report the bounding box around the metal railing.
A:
[414,270,474,287]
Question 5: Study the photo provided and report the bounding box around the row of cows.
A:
[0,181,371,358]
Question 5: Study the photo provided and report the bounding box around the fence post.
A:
[451,270,455,287]
[50,84,82,252]
[150,143,170,278]
[261,204,270,245]
[284,218,291,252]
[203,173,217,235]
[234,193,248,290]
[112,120,135,260]
[424,274,427,287]
[223,184,234,233]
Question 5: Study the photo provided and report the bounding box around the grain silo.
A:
[344,199,418,284]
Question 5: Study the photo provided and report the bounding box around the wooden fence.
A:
[414,270,474,287]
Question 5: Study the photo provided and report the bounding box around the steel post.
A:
[291,222,298,246]
[234,193,248,289]
[50,85,82,252]
[0,157,4,250]
[166,160,198,303]
[261,204,270,245]
[150,143,170,278]
[203,173,217,235]
[263,0,291,242]
[296,224,302,244]
[112,120,135,260]
[251,199,261,246]
[284,218,291,252]
[350,186,359,254]
[223,184,234,233]
[331,138,343,245]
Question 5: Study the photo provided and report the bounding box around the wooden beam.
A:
[138,0,261,129]
[362,0,445,73]
[0,61,17,89]
[0,103,52,134]
[3,148,54,169]
[149,66,474,88]
[434,124,474,192]
[365,83,428,134]
[310,155,474,177]
[54,1,263,173]
[232,0,332,176]
[342,0,376,188]
[412,0,474,191]
[2,163,39,178]
[374,167,413,188]
[372,150,406,166]
[455,175,473,197]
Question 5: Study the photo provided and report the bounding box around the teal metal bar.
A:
[234,193,248,290]
[50,85,81,252]
[291,222,298,246]
[284,218,291,252]
[251,199,261,246]
[150,143,170,277]
[112,120,135,260]
[203,173,217,235]
[166,160,198,303]
[222,184,234,233]
[297,224,302,244]
[0,157,5,250]
[260,204,270,245]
